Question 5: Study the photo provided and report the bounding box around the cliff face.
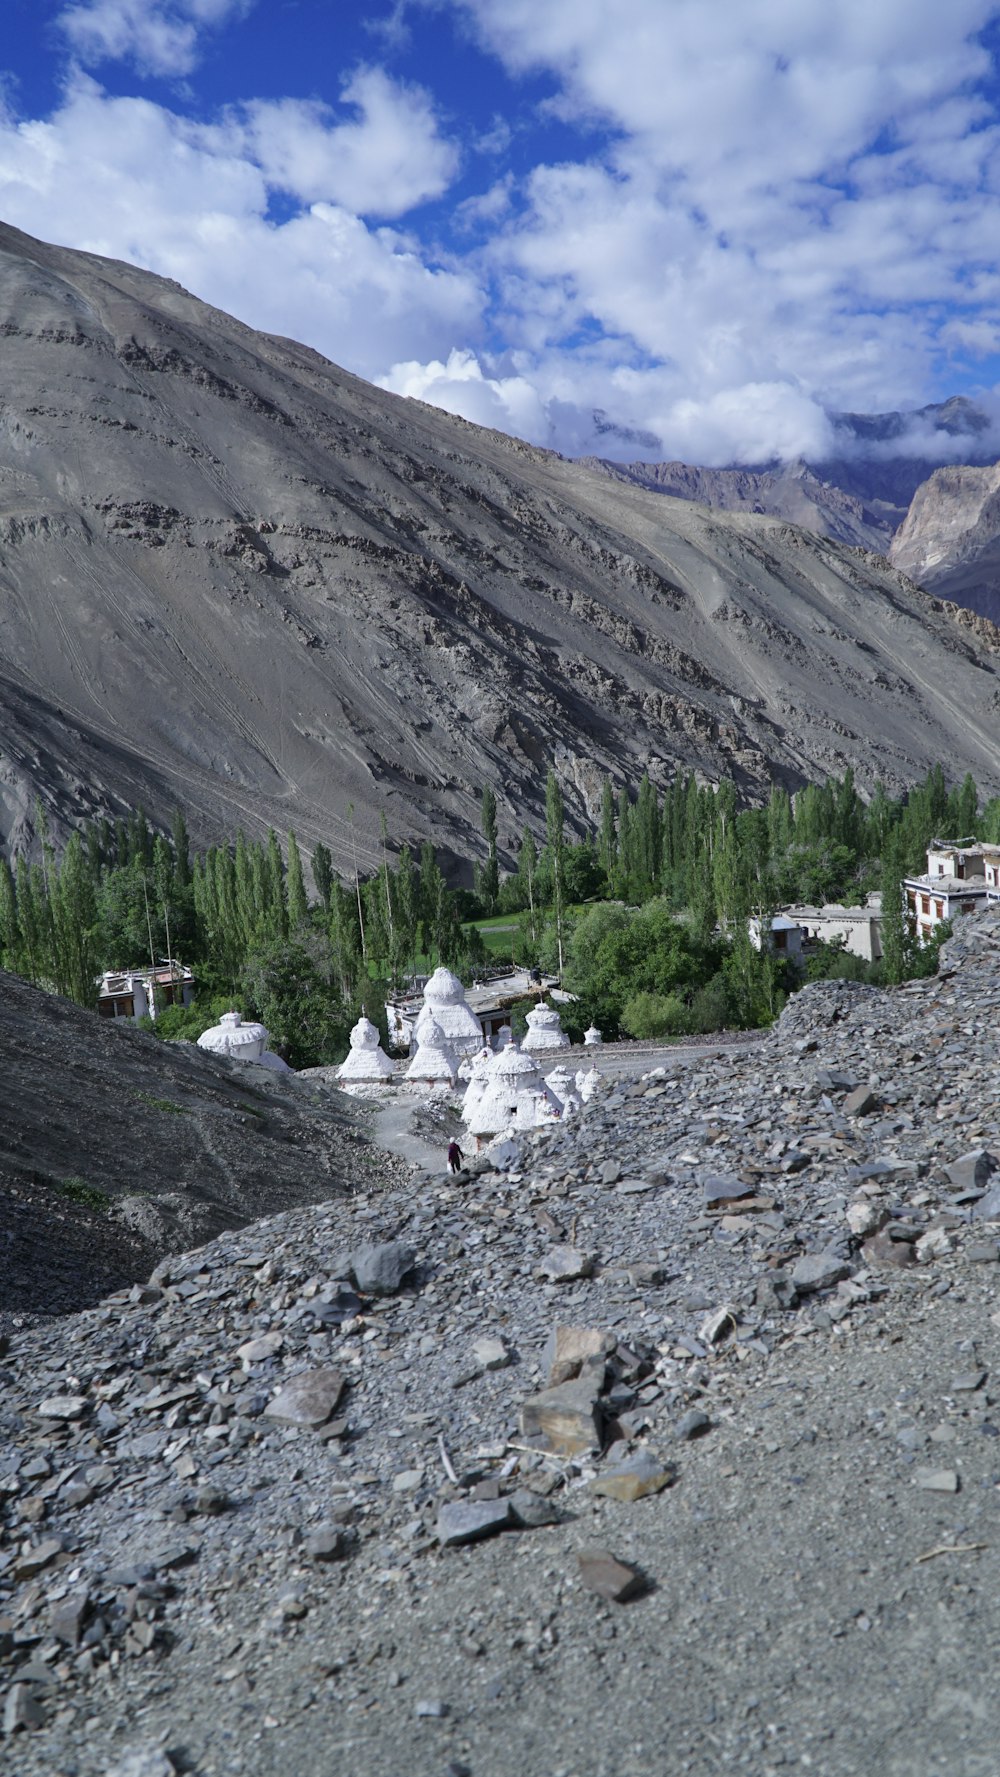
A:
[889,464,1000,625]
[3,219,1000,874]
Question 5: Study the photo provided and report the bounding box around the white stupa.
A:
[458,1044,491,1084]
[197,1010,291,1072]
[584,1024,603,1046]
[411,967,483,1063]
[404,1014,457,1086]
[522,1002,570,1053]
[466,1042,551,1144]
[545,1064,581,1118]
[576,1065,604,1102]
[336,1016,396,1092]
[460,1047,497,1126]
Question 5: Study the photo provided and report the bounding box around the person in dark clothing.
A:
[447,1139,464,1174]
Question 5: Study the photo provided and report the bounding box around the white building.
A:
[904,839,990,941]
[97,962,196,1021]
[747,914,804,961]
[404,1014,457,1087]
[784,894,883,963]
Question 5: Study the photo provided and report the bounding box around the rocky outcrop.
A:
[890,463,1000,624]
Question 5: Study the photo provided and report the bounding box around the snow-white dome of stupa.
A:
[584,1024,603,1046]
[197,1010,290,1072]
[467,1042,545,1139]
[460,1047,495,1125]
[522,1002,570,1053]
[410,967,482,1060]
[404,1014,457,1085]
[337,1016,396,1088]
[545,1065,580,1117]
[515,1086,561,1130]
[458,1044,491,1084]
[198,1009,266,1060]
[577,1065,604,1102]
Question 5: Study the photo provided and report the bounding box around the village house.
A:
[747,914,805,962]
[903,838,990,941]
[96,962,196,1020]
[782,894,884,964]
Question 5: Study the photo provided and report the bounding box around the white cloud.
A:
[57,0,250,79]
[0,76,479,378]
[7,2,1000,467]
[243,67,459,219]
[436,0,1000,456]
[380,347,551,439]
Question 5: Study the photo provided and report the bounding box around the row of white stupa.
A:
[337,966,604,1142]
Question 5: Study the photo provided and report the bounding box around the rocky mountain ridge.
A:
[3,221,1000,874]
[586,399,1000,630]
[890,462,1000,625]
[3,915,1000,1772]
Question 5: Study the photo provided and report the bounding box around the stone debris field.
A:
[4,914,1000,1775]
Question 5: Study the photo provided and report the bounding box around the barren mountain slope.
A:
[2,221,1000,872]
[579,456,898,551]
[0,966,386,1326]
[891,463,1000,625]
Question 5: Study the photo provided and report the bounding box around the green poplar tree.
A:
[286,830,309,931]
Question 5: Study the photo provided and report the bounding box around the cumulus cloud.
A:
[0,76,478,377]
[439,0,1000,456]
[380,347,551,439]
[243,67,459,219]
[57,0,250,78]
[8,2,1000,465]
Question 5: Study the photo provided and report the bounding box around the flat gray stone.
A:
[843,1085,878,1117]
[36,1395,87,1421]
[263,1367,345,1428]
[348,1240,416,1296]
[914,1469,960,1493]
[540,1245,594,1283]
[946,1149,999,1194]
[792,1253,851,1294]
[437,1499,511,1546]
[675,1408,712,1441]
[703,1174,753,1207]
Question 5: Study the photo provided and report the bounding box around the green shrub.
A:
[619,991,690,1040]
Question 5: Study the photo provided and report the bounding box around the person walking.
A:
[447,1139,464,1175]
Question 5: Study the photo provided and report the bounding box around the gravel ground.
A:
[3,919,1000,1776]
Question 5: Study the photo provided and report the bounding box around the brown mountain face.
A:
[890,464,1000,626]
[2,220,1000,876]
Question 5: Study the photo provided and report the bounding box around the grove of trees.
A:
[0,761,992,1064]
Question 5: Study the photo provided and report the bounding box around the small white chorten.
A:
[577,1065,603,1102]
[466,1042,545,1143]
[545,1064,581,1118]
[404,1014,457,1086]
[584,1024,603,1046]
[522,1002,570,1053]
[460,1047,497,1126]
[337,1016,396,1090]
[197,1009,291,1071]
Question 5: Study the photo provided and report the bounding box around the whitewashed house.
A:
[904,839,990,941]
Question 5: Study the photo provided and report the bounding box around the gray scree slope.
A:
[4,916,1000,1774]
[2,220,1000,870]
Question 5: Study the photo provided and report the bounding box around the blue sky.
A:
[4,0,1000,464]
